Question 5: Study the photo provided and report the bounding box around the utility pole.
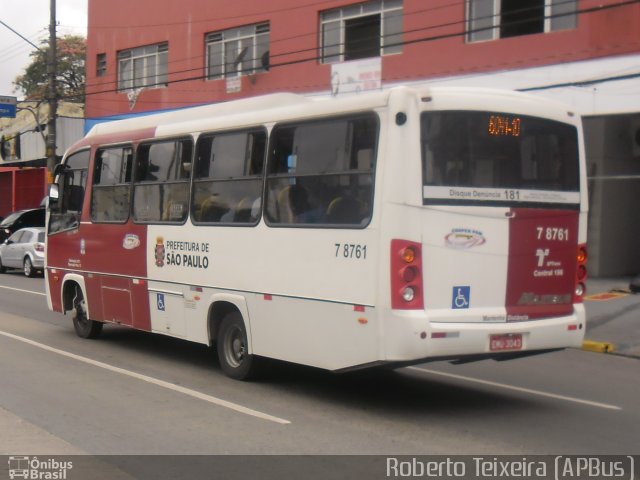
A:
[46,0,58,175]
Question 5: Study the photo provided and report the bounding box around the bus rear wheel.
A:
[71,287,103,339]
[217,311,258,380]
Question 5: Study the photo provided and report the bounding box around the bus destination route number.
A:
[335,243,367,260]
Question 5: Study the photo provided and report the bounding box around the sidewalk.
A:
[583,277,640,358]
[0,406,135,478]
[0,405,85,455]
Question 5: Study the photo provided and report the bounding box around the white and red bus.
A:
[46,86,588,379]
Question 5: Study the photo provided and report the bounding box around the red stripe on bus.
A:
[506,208,579,321]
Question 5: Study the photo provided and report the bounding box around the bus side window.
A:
[265,114,377,228]
[191,129,266,225]
[133,139,192,224]
[49,150,90,234]
[91,146,133,223]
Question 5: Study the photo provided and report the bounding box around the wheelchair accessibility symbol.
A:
[157,293,166,311]
[452,286,470,309]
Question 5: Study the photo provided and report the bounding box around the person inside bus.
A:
[287,184,323,223]
[199,193,230,222]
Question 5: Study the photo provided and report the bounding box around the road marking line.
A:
[406,366,621,411]
[0,285,46,296]
[0,329,291,425]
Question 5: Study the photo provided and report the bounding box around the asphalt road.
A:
[0,272,638,475]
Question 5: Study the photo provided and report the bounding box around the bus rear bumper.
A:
[382,308,586,362]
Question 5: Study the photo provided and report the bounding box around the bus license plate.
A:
[490,333,523,352]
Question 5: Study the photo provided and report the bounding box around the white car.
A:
[0,227,45,277]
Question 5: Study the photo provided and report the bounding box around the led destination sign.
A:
[488,114,521,137]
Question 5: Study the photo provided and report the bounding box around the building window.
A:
[118,43,168,90]
[320,0,403,64]
[206,23,270,80]
[97,53,107,77]
[133,138,192,224]
[91,146,133,223]
[467,0,577,42]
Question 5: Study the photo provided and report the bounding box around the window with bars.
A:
[467,0,577,43]
[117,43,168,90]
[320,0,403,64]
[96,53,107,77]
[206,23,270,80]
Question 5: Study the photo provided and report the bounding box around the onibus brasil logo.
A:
[8,456,73,479]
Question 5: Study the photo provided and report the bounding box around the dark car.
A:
[0,208,45,244]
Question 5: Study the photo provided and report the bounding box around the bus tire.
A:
[71,286,103,339]
[217,311,258,380]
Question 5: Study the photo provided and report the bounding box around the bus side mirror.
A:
[53,163,67,177]
[48,183,60,212]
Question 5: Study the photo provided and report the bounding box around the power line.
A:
[56,0,640,102]
[57,0,566,96]
[0,30,45,61]
[519,71,640,92]
[79,0,441,91]
[86,0,361,29]
[79,0,593,93]
[0,20,44,51]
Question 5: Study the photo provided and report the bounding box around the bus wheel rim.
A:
[225,325,245,368]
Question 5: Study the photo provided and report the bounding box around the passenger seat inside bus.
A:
[199,194,230,222]
[325,195,365,224]
[234,197,258,223]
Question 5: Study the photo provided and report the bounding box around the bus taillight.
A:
[391,239,424,310]
[574,244,588,302]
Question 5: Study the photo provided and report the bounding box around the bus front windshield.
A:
[421,111,580,206]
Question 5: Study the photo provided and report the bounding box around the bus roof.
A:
[79,86,576,147]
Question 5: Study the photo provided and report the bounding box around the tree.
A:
[13,35,86,103]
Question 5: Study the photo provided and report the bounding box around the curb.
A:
[582,340,616,354]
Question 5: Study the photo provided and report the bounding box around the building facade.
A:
[85,0,640,276]
[0,102,85,216]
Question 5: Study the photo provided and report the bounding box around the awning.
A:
[0,157,48,168]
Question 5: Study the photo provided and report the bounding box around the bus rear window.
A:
[421,111,580,206]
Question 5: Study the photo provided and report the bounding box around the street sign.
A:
[0,95,17,118]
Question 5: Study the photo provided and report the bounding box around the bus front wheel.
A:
[71,287,103,339]
[217,311,258,380]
